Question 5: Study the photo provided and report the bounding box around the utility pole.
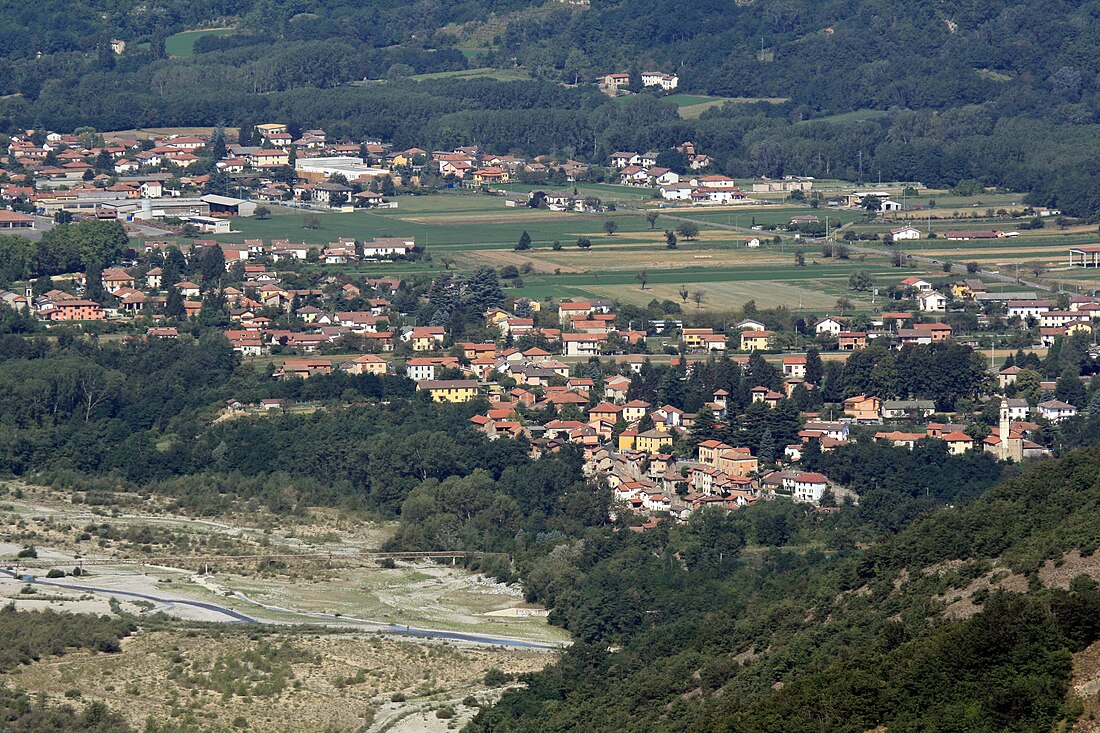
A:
[858,150,863,182]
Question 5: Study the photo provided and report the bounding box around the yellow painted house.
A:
[391,148,426,167]
[681,328,715,349]
[635,429,673,454]
[418,380,479,403]
[618,428,638,452]
[350,354,388,376]
[471,167,510,185]
[740,330,774,351]
[951,282,972,299]
[408,326,445,352]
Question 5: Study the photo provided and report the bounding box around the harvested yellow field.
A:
[585,280,870,311]
[506,246,789,272]
[466,249,588,273]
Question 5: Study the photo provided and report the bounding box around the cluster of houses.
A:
[607,148,822,206]
[609,148,754,205]
[427,147,590,184]
[866,274,1100,347]
[233,296,1072,524]
[0,125,600,227]
[465,371,850,520]
[0,236,415,323]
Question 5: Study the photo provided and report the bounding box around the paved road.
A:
[0,568,256,623]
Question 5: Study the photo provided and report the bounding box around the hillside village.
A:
[0,123,1097,530]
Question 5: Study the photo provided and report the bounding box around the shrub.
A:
[484,668,511,686]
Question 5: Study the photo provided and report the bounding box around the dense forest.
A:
[3,0,1100,214]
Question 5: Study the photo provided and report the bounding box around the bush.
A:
[435,706,455,719]
[46,569,64,578]
[390,692,407,702]
[484,668,511,686]
[16,546,36,559]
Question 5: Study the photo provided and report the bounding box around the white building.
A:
[782,357,807,379]
[562,334,602,357]
[362,237,415,258]
[815,317,846,336]
[641,72,679,91]
[1004,398,1029,421]
[1006,300,1052,319]
[918,292,947,312]
[295,157,390,183]
[660,184,693,200]
[1037,399,1078,423]
[405,359,439,382]
[791,473,829,504]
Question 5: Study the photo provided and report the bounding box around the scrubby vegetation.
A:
[0,605,132,671]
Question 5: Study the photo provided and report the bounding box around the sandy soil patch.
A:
[938,566,1028,620]
[1038,550,1100,589]
[1071,639,1100,733]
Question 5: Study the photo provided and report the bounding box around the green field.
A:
[410,67,531,82]
[512,260,901,312]
[680,206,865,228]
[663,94,722,106]
[802,109,890,125]
[165,28,234,57]
[614,93,787,119]
[457,47,491,62]
[503,181,653,203]
[208,190,1076,312]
